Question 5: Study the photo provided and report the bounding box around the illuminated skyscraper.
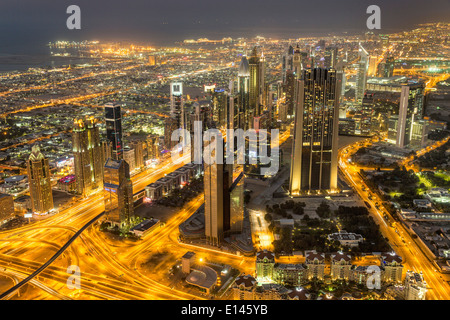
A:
[383,55,395,78]
[248,47,264,117]
[289,68,341,194]
[211,88,229,128]
[170,81,185,129]
[396,81,425,148]
[27,145,54,214]
[324,46,338,69]
[103,158,134,227]
[72,117,103,197]
[204,161,229,246]
[105,103,124,160]
[292,45,302,78]
[355,44,369,102]
[204,150,243,245]
[284,69,296,116]
[237,56,251,129]
[282,45,294,83]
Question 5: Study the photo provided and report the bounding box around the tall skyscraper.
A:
[289,68,341,194]
[282,45,294,83]
[204,161,229,246]
[105,103,124,161]
[248,47,263,117]
[204,147,243,245]
[211,88,229,128]
[355,44,369,102]
[292,45,302,78]
[383,55,395,78]
[324,46,338,69]
[103,158,134,227]
[284,70,296,117]
[237,56,251,129]
[27,145,54,214]
[72,117,103,197]
[396,81,425,148]
[170,81,185,129]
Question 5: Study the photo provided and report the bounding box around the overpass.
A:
[0,211,105,299]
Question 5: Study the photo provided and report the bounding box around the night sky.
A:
[0,0,449,53]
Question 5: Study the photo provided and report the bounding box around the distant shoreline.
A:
[0,54,99,73]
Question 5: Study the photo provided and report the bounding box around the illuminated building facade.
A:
[27,145,54,214]
[396,81,425,148]
[72,117,103,196]
[103,158,134,227]
[355,44,369,102]
[105,103,124,160]
[289,68,340,194]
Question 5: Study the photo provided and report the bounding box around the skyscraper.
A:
[27,145,54,214]
[282,45,294,83]
[211,88,229,128]
[105,103,124,160]
[396,81,425,148]
[292,45,302,78]
[103,158,134,227]
[204,161,228,246]
[324,46,338,69]
[355,44,369,102]
[72,117,103,197]
[248,47,264,117]
[170,81,185,129]
[289,68,341,194]
[237,56,251,129]
[383,55,395,78]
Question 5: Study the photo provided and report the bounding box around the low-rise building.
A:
[305,250,325,280]
[328,231,363,248]
[404,270,427,300]
[330,252,352,281]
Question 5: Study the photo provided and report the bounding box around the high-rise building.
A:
[27,145,54,214]
[101,140,112,168]
[281,45,294,83]
[396,81,425,148]
[237,56,251,129]
[289,68,341,194]
[355,44,369,102]
[72,117,103,197]
[324,46,338,69]
[211,88,229,128]
[123,147,136,173]
[164,117,178,150]
[292,45,302,78]
[105,103,124,160]
[248,47,264,117]
[360,93,374,135]
[130,140,144,171]
[284,70,296,117]
[204,161,233,246]
[383,55,395,78]
[0,193,14,225]
[170,82,185,129]
[103,158,134,227]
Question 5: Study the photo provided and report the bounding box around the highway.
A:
[339,136,450,300]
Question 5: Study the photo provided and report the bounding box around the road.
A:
[339,136,450,300]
